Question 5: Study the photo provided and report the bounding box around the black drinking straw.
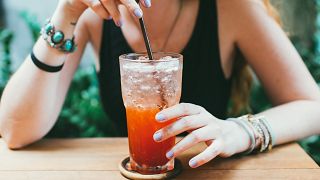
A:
[136,0,154,60]
[136,1,167,108]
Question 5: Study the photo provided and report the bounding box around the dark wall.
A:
[0,0,5,28]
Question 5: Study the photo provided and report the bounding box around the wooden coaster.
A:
[119,157,183,180]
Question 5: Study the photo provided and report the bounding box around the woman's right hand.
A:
[60,0,151,26]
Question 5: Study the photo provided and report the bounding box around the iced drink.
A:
[119,53,183,174]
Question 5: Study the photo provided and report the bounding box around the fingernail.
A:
[116,19,123,27]
[189,159,197,168]
[153,132,162,141]
[134,8,143,18]
[145,0,151,8]
[107,16,112,20]
[166,151,174,159]
[155,114,166,122]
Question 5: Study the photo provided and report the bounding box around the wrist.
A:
[231,121,252,154]
[50,3,84,37]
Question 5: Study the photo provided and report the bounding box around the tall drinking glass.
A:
[119,52,183,175]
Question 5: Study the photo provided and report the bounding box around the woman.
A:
[0,0,320,168]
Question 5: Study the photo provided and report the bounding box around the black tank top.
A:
[98,0,231,136]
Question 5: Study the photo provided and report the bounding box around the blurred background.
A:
[0,0,319,164]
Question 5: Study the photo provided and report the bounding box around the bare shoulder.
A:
[217,0,273,37]
[217,0,266,12]
[216,0,276,53]
[217,0,269,29]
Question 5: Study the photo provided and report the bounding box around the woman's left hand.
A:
[153,103,251,168]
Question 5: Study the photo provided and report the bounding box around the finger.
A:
[189,139,223,168]
[100,0,122,26]
[154,114,209,142]
[165,126,220,159]
[141,0,152,8]
[82,0,111,19]
[120,0,143,18]
[155,103,205,122]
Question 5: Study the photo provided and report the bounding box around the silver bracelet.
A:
[227,118,256,155]
[239,115,262,149]
[257,116,274,150]
[243,115,274,152]
[253,119,269,152]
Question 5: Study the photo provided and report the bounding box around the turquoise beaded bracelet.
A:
[40,19,76,53]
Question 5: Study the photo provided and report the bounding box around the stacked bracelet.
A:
[259,116,276,147]
[240,115,273,153]
[40,19,77,53]
[228,114,274,154]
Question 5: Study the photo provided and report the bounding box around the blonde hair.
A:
[229,0,281,115]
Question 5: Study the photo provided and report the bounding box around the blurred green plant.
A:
[47,66,117,137]
[0,29,13,91]
[20,11,41,42]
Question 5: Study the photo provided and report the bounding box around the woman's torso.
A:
[87,0,234,136]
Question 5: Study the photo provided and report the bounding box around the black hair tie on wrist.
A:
[31,51,64,73]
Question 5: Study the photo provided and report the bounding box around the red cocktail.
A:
[119,53,183,174]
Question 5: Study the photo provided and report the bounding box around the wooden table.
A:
[0,138,319,179]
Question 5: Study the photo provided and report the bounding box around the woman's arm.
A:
[0,0,150,149]
[233,0,320,144]
[152,0,320,168]
[0,5,89,149]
